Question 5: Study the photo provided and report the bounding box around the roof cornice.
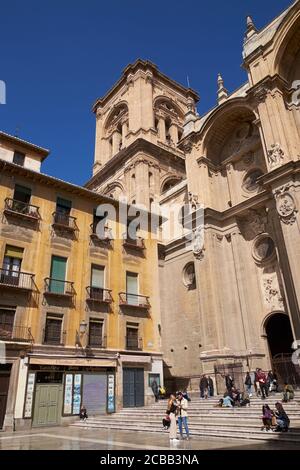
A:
[92,59,199,112]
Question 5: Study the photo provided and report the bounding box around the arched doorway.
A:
[265,312,300,387]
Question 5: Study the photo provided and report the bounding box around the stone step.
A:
[73,418,300,428]
[71,422,300,443]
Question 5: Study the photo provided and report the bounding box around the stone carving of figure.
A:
[192,226,205,260]
[267,143,284,168]
[188,192,199,211]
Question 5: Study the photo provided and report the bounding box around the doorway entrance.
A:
[32,383,63,427]
[265,312,300,387]
[123,368,144,407]
[0,364,11,429]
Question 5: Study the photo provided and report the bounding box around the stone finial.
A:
[245,15,258,40]
[217,73,228,105]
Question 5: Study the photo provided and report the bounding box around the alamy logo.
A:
[0,342,6,364]
[0,80,6,104]
[291,80,300,107]
[291,340,300,366]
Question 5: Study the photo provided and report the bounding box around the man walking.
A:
[244,371,252,396]
[207,376,214,397]
[176,392,190,440]
[199,375,208,399]
[257,369,268,399]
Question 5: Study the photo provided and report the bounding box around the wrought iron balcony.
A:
[90,223,112,242]
[86,286,113,303]
[119,292,150,309]
[44,278,76,297]
[122,233,145,250]
[52,212,77,231]
[125,336,143,351]
[0,323,34,343]
[43,328,66,346]
[88,334,107,349]
[4,198,41,220]
[0,268,35,291]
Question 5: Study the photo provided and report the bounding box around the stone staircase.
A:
[71,393,300,443]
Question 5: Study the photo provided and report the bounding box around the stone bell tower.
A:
[86,59,199,209]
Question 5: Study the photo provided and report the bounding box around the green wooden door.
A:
[32,384,63,427]
[50,256,67,294]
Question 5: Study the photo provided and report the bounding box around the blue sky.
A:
[0,0,292,185]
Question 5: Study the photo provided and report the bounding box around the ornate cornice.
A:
[85,138,186,190]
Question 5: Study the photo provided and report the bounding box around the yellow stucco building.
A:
[0,131,162,430]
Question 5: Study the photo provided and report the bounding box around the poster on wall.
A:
[24,373,35,418]
[64,374,73,415]
[107,373,115,413]
[72,374,82,415]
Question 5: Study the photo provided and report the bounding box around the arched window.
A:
[161,178,180,194]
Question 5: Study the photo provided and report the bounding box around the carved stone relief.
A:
[267,143,285,169]
[262,275,284,310]
[274,185,298,225]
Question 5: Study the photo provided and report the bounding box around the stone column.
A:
[112,130,122,156]
[135,158,149,207]
[121,120,128,147]
[157,116,166,142]
[169,123,178,144]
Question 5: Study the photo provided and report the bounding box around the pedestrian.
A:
[182,389,191,402]
[207,376,214,397]
[159,385,166,399]
[176,392,190,440]
[282,383,294,402]
[225,374,234,392]
[244,371,252,396]
[254,368,261,396]
[261,404,273,432]
[256,369,268,399]
[166,394,179,443]
[240,391,251,407]
[199,374,208,399]
[274,402,290,432]
[222,393,234,408]
[151,379,159,402]
[79,405,88,421]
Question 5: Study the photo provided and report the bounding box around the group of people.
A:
[199,375,214,398]
[164,391,190,443]
[243,369,278,399]
[261,402,290,432]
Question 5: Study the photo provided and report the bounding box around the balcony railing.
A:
[119,292,150,309]
[52,212,77,231]
[86,286,113,303]
[122,233,145,250]
[4,198,41,220]
[0,323,34,343]
[43,328,66,346]
[88,334,107,349]
[0,268,35,290]
[90,223,112,242]
[44,278,76,297]
[125,336,143,351]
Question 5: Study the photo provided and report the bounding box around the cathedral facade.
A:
[86,1,300,392]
